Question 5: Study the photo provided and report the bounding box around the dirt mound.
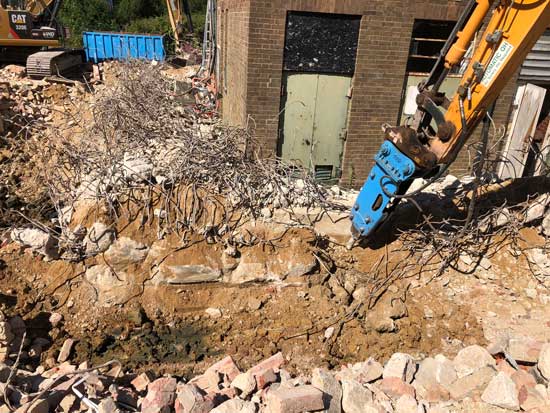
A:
[5,200,548,376]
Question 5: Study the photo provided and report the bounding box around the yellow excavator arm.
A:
[431,0,550,165]
[165,0,194,54]
[24,0,58,17]
[350,0,550,240]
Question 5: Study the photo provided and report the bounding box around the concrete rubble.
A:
[1,311,549,413]
[0,65,84,133]
[10,228,58,261]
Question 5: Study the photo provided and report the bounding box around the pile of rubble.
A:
[0,65,84,134]
[16,61,332,258]
[2,307,550,413]
[0,64,87,228]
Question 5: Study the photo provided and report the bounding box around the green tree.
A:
[122,0,208,53]
[59,0,116,46]
[188,0,207,13]
[59,0,208,49]
[114,0,165,26]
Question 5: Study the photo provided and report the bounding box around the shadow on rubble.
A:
[2,311,54,372]
[75,315,219,378]
[24,311,53,338]
[0,292,17,308]
[359,191,463,250]
[360,175,550,250]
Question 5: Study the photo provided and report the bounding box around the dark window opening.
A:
[283,11,361,75]
[407,19,457,74]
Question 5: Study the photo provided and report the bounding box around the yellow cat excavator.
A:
[0,0,194,77]
[0,0,82,77]
[350,0,550,242]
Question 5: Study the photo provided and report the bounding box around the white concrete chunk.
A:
[383,353,416,383]
[453,345,496,378]
[481,372,520,411]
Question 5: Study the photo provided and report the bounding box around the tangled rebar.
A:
[25,62,338,256]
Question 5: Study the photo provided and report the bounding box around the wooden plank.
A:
[409,54,438,59]
[498,85,526,177]
[498,84,547,179]
[412,37,447,42]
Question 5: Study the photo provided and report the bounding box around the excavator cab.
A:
[1,0,24,8]
[0,0,83,77]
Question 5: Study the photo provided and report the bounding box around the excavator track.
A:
[26,50,84,78]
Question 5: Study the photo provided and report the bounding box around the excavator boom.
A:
[350,0,550,240]
[165,0,194,54]
[435,1,550,164]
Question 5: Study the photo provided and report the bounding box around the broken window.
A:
[406,19,457,74]
[283,12,361,75]
[400,19,461,124]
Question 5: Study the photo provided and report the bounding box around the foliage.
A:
[125,15,176,52]
[191,12,206,40]
[59,0,207,49]
[114,0,165,26]
[125,16,171,35]
[59,0,115,47]
[188,0,208,13]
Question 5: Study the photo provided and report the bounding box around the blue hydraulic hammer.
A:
[349,140,417,240]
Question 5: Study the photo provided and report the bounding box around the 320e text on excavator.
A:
[0,0,83,77]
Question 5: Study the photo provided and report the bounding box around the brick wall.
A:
[218,0,517,187]
[217,0,251,126]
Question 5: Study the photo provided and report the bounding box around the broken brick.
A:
[248,352,285,375]
[379,377,416,400]
[266,385,325,413]
[254,368,277,390]
[141,377,177,413]
[131,371,156,392]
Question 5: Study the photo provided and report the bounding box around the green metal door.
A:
[280,73,351,180]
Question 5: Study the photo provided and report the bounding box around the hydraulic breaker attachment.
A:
[350,140,417,240]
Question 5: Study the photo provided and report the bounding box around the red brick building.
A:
[216,0,520,187]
